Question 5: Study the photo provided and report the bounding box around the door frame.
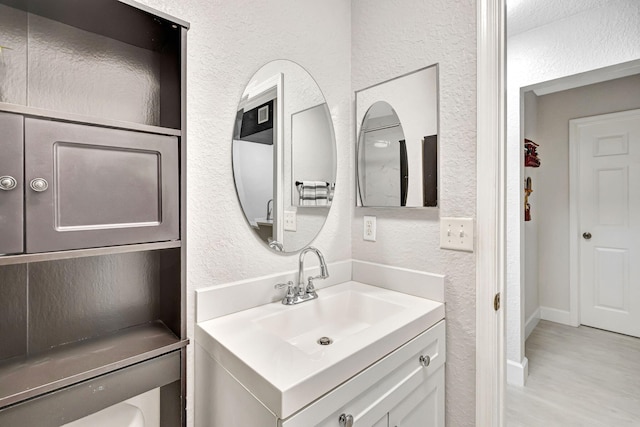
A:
[476,0,506,426]
[569,108,640,328]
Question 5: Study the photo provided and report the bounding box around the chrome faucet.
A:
[268,239,283,251]
[266,199,273,221]
[297,246,329,299]
[273,246,329,305]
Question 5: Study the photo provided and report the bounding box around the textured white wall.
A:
[351,1,477,425]
[134,1,352,425]
[506,0,640,367]
[536,74,640,310]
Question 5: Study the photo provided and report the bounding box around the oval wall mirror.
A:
[232,60,337,253]
[357,101,409,206]
[356,64,438,208]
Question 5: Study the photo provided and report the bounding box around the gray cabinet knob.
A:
[0,176,17,191]
[30,178,49,192]
[419,354,431,367]
[339,413,353,427]
[583,232,592,240]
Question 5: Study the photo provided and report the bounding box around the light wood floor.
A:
[507,320,640,426]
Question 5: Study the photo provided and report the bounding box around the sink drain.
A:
[317,336,333,346]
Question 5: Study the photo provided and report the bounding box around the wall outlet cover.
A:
[440,217,474,252]
[363,216,376,241]
[284,210,297,231]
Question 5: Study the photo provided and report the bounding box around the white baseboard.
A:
[506,357,528,387]
[525,308,540,340]
[539,306,573,326]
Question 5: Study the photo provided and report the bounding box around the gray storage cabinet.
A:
[0,0,189,425]
[25,118,179,253]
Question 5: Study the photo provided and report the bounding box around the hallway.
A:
[507,320,640,426]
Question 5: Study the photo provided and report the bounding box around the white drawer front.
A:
[281,320,445,427]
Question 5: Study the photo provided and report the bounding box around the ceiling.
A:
[506,0,605,37]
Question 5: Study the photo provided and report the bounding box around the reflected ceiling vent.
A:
[258,105,269,124]
[237,100,274,145]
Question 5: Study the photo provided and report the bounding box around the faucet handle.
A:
[274,280,294,291]
[275,281,295,304]
[305,276,319,297]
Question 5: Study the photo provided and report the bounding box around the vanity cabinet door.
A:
[24,118,179,253]
[0,112,24,255]
[388,366,444,427]
[372,414,389,427]
[281,321,445,427]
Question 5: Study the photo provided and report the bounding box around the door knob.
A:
[583,232,592,240]
[30,178,49,192]
[0,176,17,191]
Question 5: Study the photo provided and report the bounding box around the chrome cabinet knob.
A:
[419,354,431,367]
[583,232,592,240]
[30,178,49,192]
[339,413,353,427]
[0,176,17,191]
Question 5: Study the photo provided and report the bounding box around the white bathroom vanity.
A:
[196,270,445,427]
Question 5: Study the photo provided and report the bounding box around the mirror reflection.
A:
[356,65,438,208]
[357,102,408,206]
[232,60,337,253]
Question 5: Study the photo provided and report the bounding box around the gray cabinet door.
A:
[25,119,179,253]
[0,113,24,255]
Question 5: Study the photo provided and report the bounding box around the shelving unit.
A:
[0,0,189,425]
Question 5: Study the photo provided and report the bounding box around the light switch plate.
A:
[440,217,474,252]
[284,210,297,231]
[363,216,376,241]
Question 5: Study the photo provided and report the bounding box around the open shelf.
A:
[0,0,189,47]
[0,0,185,129]
[0,240,181,266]
[0,321,187,408]
[0,103,183,137]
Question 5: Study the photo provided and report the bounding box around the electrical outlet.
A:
[363,216,376,241]
[440,217,474,252]
[284,210,297,231]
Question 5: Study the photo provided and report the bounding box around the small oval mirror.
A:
[357,102,409,206]
[232,60,337,253]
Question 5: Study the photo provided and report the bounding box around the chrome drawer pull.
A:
[339,413,353,427]
[419,354,431,367]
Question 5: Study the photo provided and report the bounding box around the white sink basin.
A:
[256,288,404,355]
[196,281,444,419]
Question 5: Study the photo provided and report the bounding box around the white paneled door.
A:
[573,109,640,338]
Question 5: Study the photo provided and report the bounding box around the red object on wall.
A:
[524,139,540,167]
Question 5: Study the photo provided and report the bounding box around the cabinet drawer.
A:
[24,118,179,253]
[0,112,24,255]
[281,320,445,427]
